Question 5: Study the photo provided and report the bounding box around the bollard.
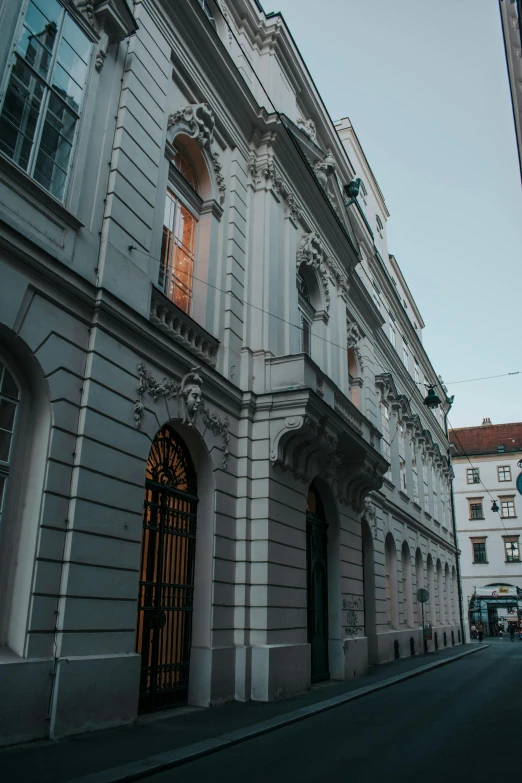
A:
[394,639,400,660]
[410,636,415,656]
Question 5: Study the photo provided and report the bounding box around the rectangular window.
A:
[411,440,419,504]
[398,425,407,493]
[402,346,409,370]
[389,322,396,348]
[469,502,483,520]
[0,0,92,201]
[160,190,197,314]
[414,361,420,387]
[498,466,511,482]
[501,499,516,518]
[504,538,520,563]
[422,458,429,513]
[299,309,312,356]
[380,403,392,481]
[472,541,487,564]
[467,468,480,484]
[431,466,438,520]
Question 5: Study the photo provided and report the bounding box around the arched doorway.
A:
[136,426,198,713]
[362,520,377,664]
[306,482,330,683]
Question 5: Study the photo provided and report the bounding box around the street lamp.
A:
[423,385,442,409]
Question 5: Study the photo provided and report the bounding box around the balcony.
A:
[149,288,219,367]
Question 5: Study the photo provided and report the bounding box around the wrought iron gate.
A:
[306,484,330,683]
[136,427,198,713]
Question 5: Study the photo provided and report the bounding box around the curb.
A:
[67,645,488,783]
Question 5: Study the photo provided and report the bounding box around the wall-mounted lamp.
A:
[343,178,362,207]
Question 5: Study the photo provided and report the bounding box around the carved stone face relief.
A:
[184,383,202,420]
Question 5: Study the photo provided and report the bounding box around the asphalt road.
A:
[145,640,522,783]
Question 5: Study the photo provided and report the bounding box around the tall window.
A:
[472,541,487,564]
[411,439,419,504]
[375,214,384,255]
[160,191,197,314]
[398,425,407,493]
[297,269,314,357]
[500,499,516,518]
[402,345,409,370]
[422,457,429,513]
[0,0,92,201]
[498,466,511,482]
[380,403,391,480]
[431,466,438,521]
[389,321,396,349]
[504,537,520,563]
[0,361,20,530]
[467,468,480,484]
[414,361,420,388]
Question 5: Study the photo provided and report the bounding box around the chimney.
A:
[482,417,492,426]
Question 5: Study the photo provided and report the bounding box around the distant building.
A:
[499,0,522,182]
[450,419,522,636]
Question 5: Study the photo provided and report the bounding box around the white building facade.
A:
[450,420,522,635]
[0,0,459,746]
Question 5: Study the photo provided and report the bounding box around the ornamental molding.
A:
[76,0,137,71]
[296,232,331,314]
[296,117,317,141]
[253,157,303,222]
[133,363,230,469]
[361,496,378,538]
[313,148,336,190]
[346,319,364,370]
[167,102,226,203]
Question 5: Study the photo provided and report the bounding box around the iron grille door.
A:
[307,511,330,683]
[137,428,198,713]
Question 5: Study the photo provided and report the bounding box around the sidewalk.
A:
[1,643,486,783]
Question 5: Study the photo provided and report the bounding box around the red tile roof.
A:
[449,422,522,456]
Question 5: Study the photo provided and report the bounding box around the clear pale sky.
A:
[267,0,522,429]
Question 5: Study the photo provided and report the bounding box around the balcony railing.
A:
[149,288,219,367]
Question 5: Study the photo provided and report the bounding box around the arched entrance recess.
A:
[306,482,330,683]
[136,426,198,713]
[362,520,377,664]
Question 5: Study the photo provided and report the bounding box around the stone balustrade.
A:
[149,288,219,367]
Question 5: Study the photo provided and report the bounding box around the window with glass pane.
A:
[389,322,396,348]
[160,190,197,314]
[0,1,91,201]
[498,466,511,482]
[431,466,438,520]
[467,468,480,484]
[422,458,429,512]
[398,425,407,493]
[414,362,420,387]
[402,346,409,369]
[505,539,520,563]
[473,542,487,564]
[411,440,419,504]
[0,361,20,531]
[299,310,311,355]
[380,404,391,480]
[469,502,483,520]
[501,499,516,518]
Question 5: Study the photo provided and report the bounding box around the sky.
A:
[266,0,522,429]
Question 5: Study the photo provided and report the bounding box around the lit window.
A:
[0,361,20,530]
[173,147,198,190]
[160,190,197,314]
[504,538,520,563]
[469,502,483,520]
[472,541,487,564]
[467,468,480,484]
[498,466,511,482]
[501,499,516,518]
[0,0,92,201]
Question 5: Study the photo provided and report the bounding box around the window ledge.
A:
[382,476,395,491]
[469,517,485,521]
[150,287,219,367]
[398,490,410,503]
[505,560,521,564]
[412,501,422,512]
[424,511,432,521]
[501,516,517,520]
[473,561,489,565]
[0,152,84,232]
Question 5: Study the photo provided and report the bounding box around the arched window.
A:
[160,143,201,315]
[297,265,320,357]
[401,542,413,628]
[0,361,20,531]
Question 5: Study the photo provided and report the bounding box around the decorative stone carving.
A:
[262,160,303,221]
[76,0,137,71]
[296,232,330,313]
[149,288,219,367]
[361,496,378,538]
[347,319,364,370]
[313,149,336,189]
[296,117,317,141]
[167,102,226,203]
[133,363,230,468]
[334,394,363,433]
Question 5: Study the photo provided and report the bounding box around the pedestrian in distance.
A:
[509,625,515,642]
[476,621,484,643]
[470,624,477,640]
[499,628,503,640]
